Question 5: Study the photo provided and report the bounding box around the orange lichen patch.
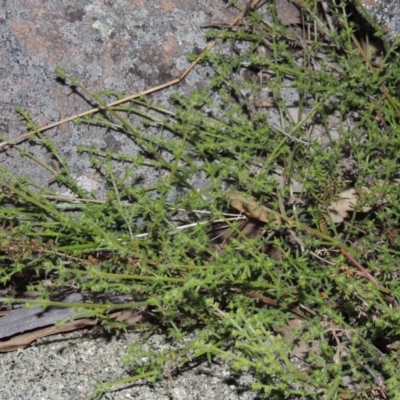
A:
[160,0,186,12]
[163,35,180,58]
[20,0,48,18]
[133,0,145,6]
[359,0,376,5]
[11,21,79,65]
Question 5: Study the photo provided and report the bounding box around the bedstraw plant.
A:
[2,1,400,398]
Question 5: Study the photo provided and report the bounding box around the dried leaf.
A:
[229,180,394,227]
[228,191,282,225]
[274,318,320,359]
[113,308,148,325]
[275,0,302,26]
[328,180,400,223]
[240,219,265,239]
[328,187,372,223]
[333,342,349,364]
[209,219,265,246]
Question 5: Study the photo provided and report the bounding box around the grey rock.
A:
[356,0,400,39]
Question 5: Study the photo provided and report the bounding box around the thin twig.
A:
[274,127,310,146]
[133,216,246,239]
[340,248,398,307]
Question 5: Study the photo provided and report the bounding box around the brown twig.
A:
[340,248,398,307]
[230,287,309,320]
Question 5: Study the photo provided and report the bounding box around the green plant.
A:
[2,1,400,398]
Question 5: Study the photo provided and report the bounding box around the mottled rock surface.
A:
[357,0,400,39]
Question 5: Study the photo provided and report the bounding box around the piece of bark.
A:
[0,293,84,340]
[0,290,150,352]
[0,317,96,352]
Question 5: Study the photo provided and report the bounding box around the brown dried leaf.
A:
[274,318,320,359]
[328,180,400,223]
[275,0,302,26]
[209,219,258,246]
[228,191,282,225]
[208,218,264,247]
[328,187,372,223]
[113,308,147,324]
